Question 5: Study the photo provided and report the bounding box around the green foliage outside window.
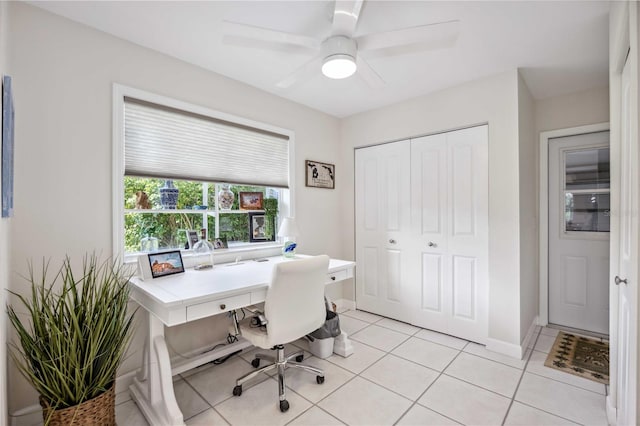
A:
[124,177,276,254]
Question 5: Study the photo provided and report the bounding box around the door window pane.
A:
[565,148,610,190]
[565,192,610,232]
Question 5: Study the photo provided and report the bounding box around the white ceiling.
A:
[31,1,610,118]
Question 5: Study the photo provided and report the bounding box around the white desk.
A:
[128,255,355,426]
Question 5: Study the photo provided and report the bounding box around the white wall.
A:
[340,70,525,353]
[535,87,609,134]
[6,2,342,413]
[0,1,10,424]
[517,72,538,342]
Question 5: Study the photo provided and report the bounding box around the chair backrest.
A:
[263,255,330,345]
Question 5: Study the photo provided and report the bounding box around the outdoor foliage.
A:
[124,177,276,253]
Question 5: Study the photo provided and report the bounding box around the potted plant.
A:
[7,254,136,425]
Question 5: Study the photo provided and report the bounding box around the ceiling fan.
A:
[221,0,460,89]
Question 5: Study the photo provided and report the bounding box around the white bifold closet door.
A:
[355,141,412,323]
[409,126,489,343]
[355,125,488,343]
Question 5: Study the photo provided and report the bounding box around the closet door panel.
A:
[451,145,475,237]
[356,125,488,344]
[362,247,379,297]
[418,149,443,234]
[410,134,450,333]
[355,142,411,322]
[386,249,403,302]
[452,255,476,319]
[421,253,443,312]
[447,126,488,343]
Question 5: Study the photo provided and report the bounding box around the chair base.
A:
[233,345,324,412]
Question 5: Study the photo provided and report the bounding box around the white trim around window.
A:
[112,84,296,263]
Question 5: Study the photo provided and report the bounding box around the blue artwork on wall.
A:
[2,75,14,218]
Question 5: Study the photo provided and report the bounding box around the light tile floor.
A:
[116,310,608,425]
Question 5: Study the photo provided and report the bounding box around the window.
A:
[113,85,294,261]
[563,147,610,233]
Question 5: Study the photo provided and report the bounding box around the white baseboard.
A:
[115,369,137,395]
[486,316,539,360]
[9,405,41,426]
[606,394,617,425]
[335,298,355,311]
[521,315,539,356]
[485,337,524,359]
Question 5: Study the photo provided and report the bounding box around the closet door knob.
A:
[428,242,437,248]
[220,304,226,310]
[389,239,396,244]
[615,276,628,285]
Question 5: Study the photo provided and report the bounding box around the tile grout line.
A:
[499,327,541,426]
[524,369,608,395]
[302,310,463,425]
[152,311,585,426]
[393,342,469,426]
[513,400,584,425]
[179,356,252,426]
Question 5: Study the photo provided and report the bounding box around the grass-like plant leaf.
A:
[7,254,136,416]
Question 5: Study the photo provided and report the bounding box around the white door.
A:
[410,125,489,343]
[616,54,637,426]
[355,141,412,322]
[548,132,610,334]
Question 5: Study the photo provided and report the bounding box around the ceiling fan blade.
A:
[356,20,460,51]
[276,55,324,89]
[331,0,364,37]
[221,20,320,50]
[356,56,385,89]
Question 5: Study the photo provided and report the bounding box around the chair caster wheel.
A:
[316,375,325,384]
[295,354,304,362]
[233,385,242,396]
[279,400,289,412]
[251,358,260,368]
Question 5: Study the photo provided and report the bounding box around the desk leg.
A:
[130,312,185,426]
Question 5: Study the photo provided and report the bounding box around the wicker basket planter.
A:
[39,384,115,426]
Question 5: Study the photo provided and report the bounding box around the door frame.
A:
[538,122,610,327]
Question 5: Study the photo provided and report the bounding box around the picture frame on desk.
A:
[213,237,228,249]
[249,212,274,242]
[239,192,263,210]
[186,230,199,249]
[148,250,185,279]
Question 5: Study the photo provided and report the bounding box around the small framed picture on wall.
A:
[305,160,335,189]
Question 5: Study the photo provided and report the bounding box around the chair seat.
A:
[235,316,271,349]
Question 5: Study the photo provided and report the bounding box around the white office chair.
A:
[232,255,330,412]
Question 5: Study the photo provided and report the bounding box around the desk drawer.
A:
[251,290,267,304]
[186,293,251,321]
[327,269,348,284]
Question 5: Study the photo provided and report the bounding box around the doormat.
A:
[544,332,609,384]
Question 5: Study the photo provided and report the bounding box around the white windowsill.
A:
[124,242,284,267]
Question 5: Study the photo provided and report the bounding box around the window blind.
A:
[124,97,290,188]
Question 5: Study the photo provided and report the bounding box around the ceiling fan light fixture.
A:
[322,54,357,79]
